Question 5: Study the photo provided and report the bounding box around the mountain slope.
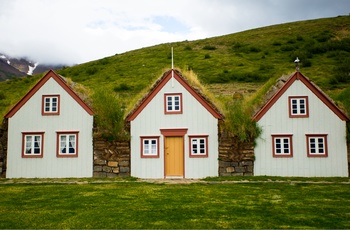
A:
[1,15,350,118]
[0,53,66,80]
[0,58,26,80]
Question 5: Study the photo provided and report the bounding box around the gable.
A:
[126,70,223,121]
[5,70,94,118]
[253,72,349,121]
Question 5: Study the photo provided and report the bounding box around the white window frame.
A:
[306,134,328,157]
[42,95,60,115]
[22,132,44,158]
[189,135,208,158]
[56,132,79,157]
[164,93,182,114]
[272,134,293,157]
[141,136,160,158]
[289,96,308,118]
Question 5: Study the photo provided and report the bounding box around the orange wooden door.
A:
[165,137,184,177]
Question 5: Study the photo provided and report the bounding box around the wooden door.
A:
[165,136,184,177]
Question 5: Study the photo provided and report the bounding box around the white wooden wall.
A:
[7,78,93,178]
[130,77,219,179]
[254,80,348,177]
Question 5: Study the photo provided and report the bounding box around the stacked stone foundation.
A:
[218,131,255,176]
[93,137,130,177]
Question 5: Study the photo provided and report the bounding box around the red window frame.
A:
[164,93,183,114]
[42,95,60,115]
[289,96,309,118]
[22,132,44,158]
[306,134,328,157]
[56,131,79,158]
[272,134,293,158]
[140,136,160,158]
[189,135,208,158]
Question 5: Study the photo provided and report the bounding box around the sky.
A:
[0,0,349,65]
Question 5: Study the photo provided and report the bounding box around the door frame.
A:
[160,128,188,178]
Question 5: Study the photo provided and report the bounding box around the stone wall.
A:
[218,130,255,176]
[93,136,130,177]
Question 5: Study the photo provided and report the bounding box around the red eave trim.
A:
[4,70,94,118]
[253,72,349,121]
[126,70,223,121]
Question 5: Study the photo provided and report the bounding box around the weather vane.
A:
[294,57,300,72]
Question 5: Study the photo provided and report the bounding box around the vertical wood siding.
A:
[130,78,219,179]
[6,78,93,178]
[254,81,348,177]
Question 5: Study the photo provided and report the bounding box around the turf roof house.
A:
[253,71,349,177]
[4,70,94,178]
[126,69,224,179]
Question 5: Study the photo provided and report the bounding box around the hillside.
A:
[1,16,350,120]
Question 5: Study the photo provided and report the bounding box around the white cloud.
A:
[0,0,349,65]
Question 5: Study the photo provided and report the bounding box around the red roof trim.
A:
[126,70,223,121]
[5,70,94,118]
[253,72,349,121]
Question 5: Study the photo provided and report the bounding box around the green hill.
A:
[1,15,350,127]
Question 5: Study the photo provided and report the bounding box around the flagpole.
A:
[171,46,174,87]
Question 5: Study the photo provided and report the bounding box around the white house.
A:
[5,70,94,178]
[126,69,223,179]
[253,71,349,177]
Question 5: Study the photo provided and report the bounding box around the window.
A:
[56,132,78,157]
[141,136,160,158]
[42,95,60,115]
[306,134,328,157]
[189,135,208,157]
[164,93,182,114]
[22,132,44,158]
[272,135,293,157]
[289,96,308,118]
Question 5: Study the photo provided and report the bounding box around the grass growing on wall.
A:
[91,89,128,141]
[222,98,262,143]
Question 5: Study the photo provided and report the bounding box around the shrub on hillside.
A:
[202,45,217,50]
[333,57,350,83]
[114,83,132,92]
[0,92,5,100]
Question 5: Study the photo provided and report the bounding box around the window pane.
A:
[45,100,50,111]
[69,135,75,153]
[34,136,41,154]
[144,140,149,154]
[192,139,198,154]
[52,98,57,110]
[60,135,67,153]
[151,140,157,154]
[167,97,172,111]
[174,96,180,111]
[25,136,32,154]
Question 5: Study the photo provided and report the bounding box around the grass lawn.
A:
[0,179,349,229]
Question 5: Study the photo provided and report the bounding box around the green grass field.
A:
[0,178,349,229]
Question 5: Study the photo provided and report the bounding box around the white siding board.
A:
[7,78,93,178]
[254,80,348,177]
[130,77,219,179]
